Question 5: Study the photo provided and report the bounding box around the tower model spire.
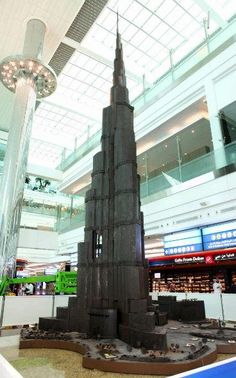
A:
[39,26,167,350]
[111,14,128,103]
[113,12,126,87]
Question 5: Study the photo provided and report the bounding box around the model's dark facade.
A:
[39,29,166,349]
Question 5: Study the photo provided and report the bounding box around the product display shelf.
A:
[152,271,226,293]
[232,271,236,284]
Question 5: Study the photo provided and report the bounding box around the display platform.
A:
[172,357,236,377]
[19,320,236,376]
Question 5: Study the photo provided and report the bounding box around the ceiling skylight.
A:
[28,0,236,168]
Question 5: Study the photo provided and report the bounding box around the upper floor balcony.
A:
[57,17,236,175]
[55,138,236,234]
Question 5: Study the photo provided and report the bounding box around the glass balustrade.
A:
[1,127,232,233]
[21,191,85,230]
[56,17,236,172]
[226,141,236,165]
[133,16,236,110]
[57,131,102,171]
[140,141,236,204]
[55,141,236,232]
[56,209,85,233]
[22,201,54,217]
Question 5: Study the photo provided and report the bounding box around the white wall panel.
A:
[18,228,58,249]
[58,227,85,254]
[143,171,236,235]
[154,292,233,321]
[20,212,56,229]
[1,293,234,326]
[214,67,236,109]
[54,295,72,308]
[135,42,236,141]
[2,296,53,326]
[1,295,74,326]
[60,171,236,243]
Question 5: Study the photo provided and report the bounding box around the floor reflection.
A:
[0,341,164,378]
[0,333,234,378]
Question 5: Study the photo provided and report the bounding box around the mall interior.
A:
[0,0,236,377]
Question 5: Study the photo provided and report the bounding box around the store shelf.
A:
[152,271,226,293]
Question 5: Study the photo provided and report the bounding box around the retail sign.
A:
[149,259,174,267]
[205,255,214,264]
[149,255,205,267]
[149,251,236,268]
[202,220,236,250]
[174,256,205,264]
[164,229,202,255]
[214,252,236,262]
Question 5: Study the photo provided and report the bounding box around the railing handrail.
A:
[56,18,236,172]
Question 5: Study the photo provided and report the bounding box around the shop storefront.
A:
[149,220,236,293]
[149,248,236,293]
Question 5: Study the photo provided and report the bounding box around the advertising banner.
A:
[202,220,236,250]
[164,229,202,255]
[149,255,205,266]
[214,252,236,262]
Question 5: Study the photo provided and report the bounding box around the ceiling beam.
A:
[193,0,227,28]
[135,0,187,40]
[39,94,101,124]
[63,36,146,85]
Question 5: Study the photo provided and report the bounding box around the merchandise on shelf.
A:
[152,271,226,293]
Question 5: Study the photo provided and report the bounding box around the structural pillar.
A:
[0,19,57,278]
[205,78,227,169]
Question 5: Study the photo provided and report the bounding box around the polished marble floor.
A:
[0,331,165,378]
[0,331,234,378]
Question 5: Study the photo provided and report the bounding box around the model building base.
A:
[19,320,236,376]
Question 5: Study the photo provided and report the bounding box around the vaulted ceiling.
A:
[0,0,235,168]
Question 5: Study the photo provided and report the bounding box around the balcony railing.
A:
[56,17,236,173]
[57,131,101,172]
[21,189,85,230]
[56,211,85,233]
[55,141,236,233]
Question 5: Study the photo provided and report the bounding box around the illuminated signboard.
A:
[174,256,205,264]
[149,255,205,266]
[164,229,202,255]
[214,253,236,262]
[149,259,173,267]
[202,220,236,250]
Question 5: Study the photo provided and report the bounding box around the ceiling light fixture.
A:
[0,56,57,99]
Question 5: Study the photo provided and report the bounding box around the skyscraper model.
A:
[39,21,166,350]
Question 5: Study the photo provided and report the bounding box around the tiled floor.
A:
[0,332,165,378]
[0,332,234,378]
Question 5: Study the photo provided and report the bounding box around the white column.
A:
[205,78,227,169]
[23,19,46,59]
[0,20,46,278]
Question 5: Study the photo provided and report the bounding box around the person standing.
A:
[25,282,34,295]
[213,278,222,294]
